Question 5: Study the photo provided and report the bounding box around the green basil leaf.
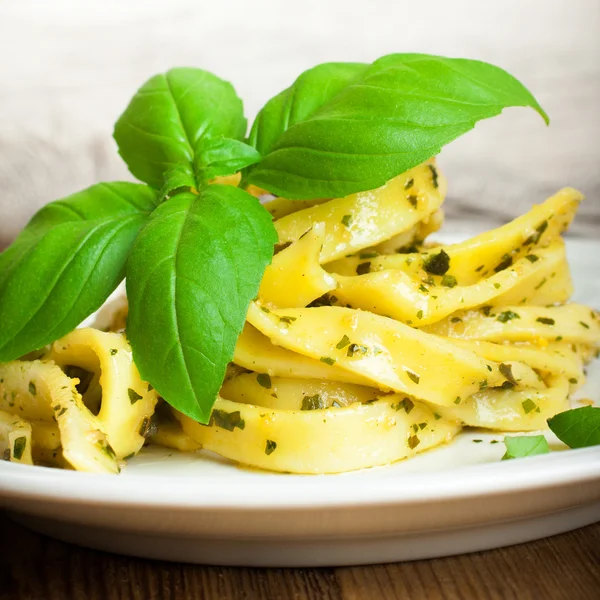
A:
[247,62,368,156]
[547,406,600,448]
[0,183,158,361]
[195,137,261,182]
[114,68,246,190]
[248,53,548,199]
[159,165,199,201]
[502,435,550,460]
[126,185,277,423]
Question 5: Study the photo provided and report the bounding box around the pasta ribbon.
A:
[246,303,505,406]
[176,395,459,474]
[326,188,581,283]
[436,376,570,431]
[423,304,600,345]
[0,410,33,465]
[259,223,337,308]
[332,241,569,325]
[274,160,446,263]
[221,373,382,411]
[45,328,159,459]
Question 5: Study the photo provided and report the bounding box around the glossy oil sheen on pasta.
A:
[1,160,599,474]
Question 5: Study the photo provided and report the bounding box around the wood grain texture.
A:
[1,512,599,600]
[0,0,598,247]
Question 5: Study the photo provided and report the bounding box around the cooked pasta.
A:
[1,160,598,474]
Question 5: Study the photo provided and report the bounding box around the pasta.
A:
[1,160,598,474]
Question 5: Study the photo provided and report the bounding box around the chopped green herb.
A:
[320,356,336,366]
[99,440,118,460]
[499,363,518,386]
[279,316,297,325]
[12,436,27,460]
[347,343,368,357]
[356,262,371,275]
[555,336,563,341]
[434,412,442,420]
[522,399,538,414]
[265,440,277,455]
[525,254,539,263]
[407,435,420,449]
[534,277,547,290]
[147,383,153,391]
[496,310,520,323]
[256,373,272,389]
[260,306,271,314]
[451,317,462,323]
[536,317,555,325]
[404,177,415,189]
[416,310,423,319]
[503,435,549,460]
[341,214,352,227]
[301,394,325,411]
[486,364,493,372]
[428,164,439,188]
[493,283,501,289]
[359,251,379,259]
[454,397,462,404]
[57,407,67,417]
[479,379,488,390]
[123,452,136,460]
[580,321,590,329]
[407,195,418,207]
[475,264,485,272]
[110,348,118,356]
[336,335,351,350]
[423,250,450,275]
[392,398,415,414]
[494,254,513,272]
[569,377,578,384]
[405,370,420,384]
[419,284,429,293]
[28,381,37,396]
[472,439,483,443]
[482,306,492,316]
[441,274,457,288]
[128,388,143,404]
[524,220,548,246]
[418,422,427,430]
[211,409,246,431]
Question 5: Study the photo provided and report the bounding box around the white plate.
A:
[1,236,599,567]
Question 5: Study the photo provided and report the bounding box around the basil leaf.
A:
[126,185,277,423]
[248,53,548,199]
[547,406,600,448]
[0,183,158,361]
[195,137,261,182]
[247,62,368,156]
[502,435,550,460]
[114,68,246,190]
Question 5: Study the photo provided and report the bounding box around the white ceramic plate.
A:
[1,235,599,567]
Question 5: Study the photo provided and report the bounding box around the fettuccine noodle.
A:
[1,160,598,473]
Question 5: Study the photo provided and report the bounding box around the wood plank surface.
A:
[1,512,598,600]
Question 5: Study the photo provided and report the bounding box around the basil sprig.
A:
[0,56,557,423]
[246,53,548,199]
[548,406,600,448]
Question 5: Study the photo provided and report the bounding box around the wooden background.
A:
[0,0,598,246]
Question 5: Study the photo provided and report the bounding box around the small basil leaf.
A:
[159,165,198,201]
[248,54,548,200]
[114,68,246,190]
[195,137,261,182]
[0,183,158,361]
[502,435,550,460]
[247,62,368,157]
[126,185,277,423]
[547,406,600,448]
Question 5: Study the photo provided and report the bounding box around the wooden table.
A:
[1,513,598,600]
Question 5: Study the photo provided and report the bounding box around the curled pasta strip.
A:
[259,223,337,308]
[333,240,569,326]
[435,376,570,432]
[246,303,507,407]
[175,395,459,474]
[423,304,600,345]
[0,410,33,465]
[221,373,382,411]
[0,360,119,472]
[274,160,445,263]
[234,324,379,387]
[45,328,159,459]
[327,188,581,282]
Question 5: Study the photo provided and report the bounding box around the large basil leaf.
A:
[0,183,158,361]
[548,406,600,449]
[247,54,548,199]
[126,185,277,423]
[247,62,368,156]
[114,68,246,190]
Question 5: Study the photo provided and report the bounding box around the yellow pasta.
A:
[2,157,598,476]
